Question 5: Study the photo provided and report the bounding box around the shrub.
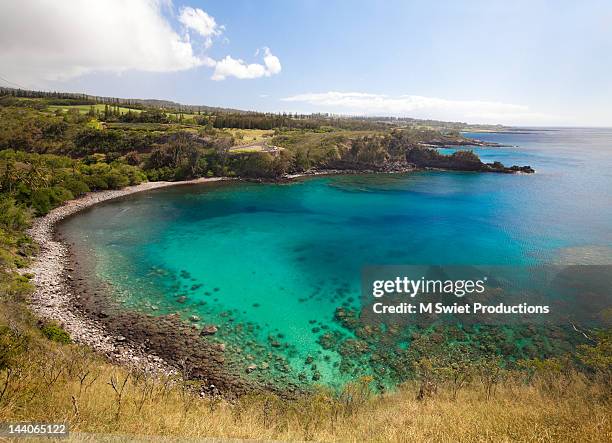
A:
[83,174,109,190]
[0,197,30,232]
[30,187,73,215]
[124,151,142,166]
[61,178,90,197]
[40,322,71,344]
[0,324,29,369]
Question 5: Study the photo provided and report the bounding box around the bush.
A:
[30,187,73,215]
[83,174,109,190]
[39,322,71,344]
[0,324,29,369]
[104,171,130,189]
[124,151,141,166]
[61,178,90,197]
[0,197,30,232]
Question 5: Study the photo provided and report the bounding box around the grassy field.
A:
[104,122,199,132]
[47,104,198,121]
[1,344,608,441]
[47,104,141,115]
[229,145,270,153]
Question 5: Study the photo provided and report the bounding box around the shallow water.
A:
[60,128,612,386]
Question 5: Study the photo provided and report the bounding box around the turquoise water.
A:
[60,128,612,386]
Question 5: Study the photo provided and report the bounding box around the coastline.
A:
[22,177,229,376]
[19,163,533,392]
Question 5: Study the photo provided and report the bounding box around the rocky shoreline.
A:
[22,178,229,377]
[22,175,307,397]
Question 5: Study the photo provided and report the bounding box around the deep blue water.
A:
[60,128,612,385]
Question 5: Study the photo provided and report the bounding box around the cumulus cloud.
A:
[0,0,280,85]
[211,48,282,81]
[282,92,552,124]
[178,6,223,48]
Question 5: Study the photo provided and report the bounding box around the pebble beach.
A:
[22,178,227,375]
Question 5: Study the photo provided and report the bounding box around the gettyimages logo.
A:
[361,265,611,327]
[372,276,487,298]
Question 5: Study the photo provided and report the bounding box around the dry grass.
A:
[228,129,275,145]
[0,340,609,442]
[1,300,609,442]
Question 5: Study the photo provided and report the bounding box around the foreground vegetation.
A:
[0,89,608,440]
[0,299,609,441]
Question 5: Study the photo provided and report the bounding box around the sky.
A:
[0,0,611,126]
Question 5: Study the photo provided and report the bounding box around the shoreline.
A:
[21,171,392,381]
[19,165,532,389]
[22,177,230,376]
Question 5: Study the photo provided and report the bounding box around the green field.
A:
[48,103,197,121]
[48,103,140,114]
[227,128,274,145]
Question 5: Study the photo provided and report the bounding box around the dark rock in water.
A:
[253,303,260,308]
[405,146,535,174]
[312,371,321,381]
[270,340,281,348]
[305,355,314,364]
[486,161,535,174]
[213,287,220,292]
[177,296,187,303]
[200,325,218,336]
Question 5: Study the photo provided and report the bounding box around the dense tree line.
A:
[0,150,146,215]
[212,112,387,131]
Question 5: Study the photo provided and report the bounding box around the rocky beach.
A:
[22,176,308,397]
[22,179,228,377]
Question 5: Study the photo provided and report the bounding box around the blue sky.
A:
[1,0,611,125]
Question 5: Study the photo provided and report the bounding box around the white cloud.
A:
[211,48,282,81]
[262,48,282,76]
[281,92,553,124]
[0,1,280,85]
[178,6,223,49]
[0,0,205,83]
